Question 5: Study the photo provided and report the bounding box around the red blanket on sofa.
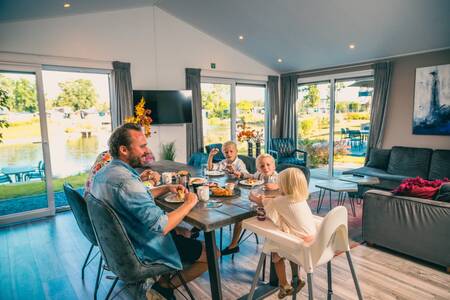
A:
[392,177,449,199]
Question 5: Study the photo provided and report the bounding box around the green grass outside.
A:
[0,172,88,200]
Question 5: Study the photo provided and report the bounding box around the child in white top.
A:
[207,141,248,178]
[222,154,278,256]
[250,167,316,298]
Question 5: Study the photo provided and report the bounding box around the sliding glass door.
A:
[0,65,53,223]
[297,71,373,178]
[201,78,267,155]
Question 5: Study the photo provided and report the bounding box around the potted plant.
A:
[161,142,176,161]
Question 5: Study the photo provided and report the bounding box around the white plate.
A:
[164,194,185,203]
[189,177,208,185]
[239,179,264,187]
[205,170,225,176]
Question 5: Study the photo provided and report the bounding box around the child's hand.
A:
[249,191,263,205]
[264,183,279,191]
[209,148,220,157]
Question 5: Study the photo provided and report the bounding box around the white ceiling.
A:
[1,0,449,73]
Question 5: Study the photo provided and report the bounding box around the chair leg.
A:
[105,277,119,300]
[346,251,363,300]
[327,261,333,300]
[261,255,266,282]
[307,273,314,300]
[94,256,103,300]
[349,194,356,217]
[254,233,259,244]
[248,253,266,300]
[176,272,195,300]
[81,244,94,281]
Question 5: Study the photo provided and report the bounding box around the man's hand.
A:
[140,169,161,185]
[168,184,187,194]
[184,192,199,208]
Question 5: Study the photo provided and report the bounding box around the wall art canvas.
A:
[413,63,450,135]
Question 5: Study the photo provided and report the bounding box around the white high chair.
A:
[244,206,363,300]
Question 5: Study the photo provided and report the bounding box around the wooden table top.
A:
[150,160,257,232]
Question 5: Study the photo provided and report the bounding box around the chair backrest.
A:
[205,143,225,162]
[310,206,349,266]
[271,138,295,158]
[0,173,12,184]
[188,152,208,168]
[63,183,97,246]
[238,155,257,173]
[85,193,172,282]
[275,164,310,183]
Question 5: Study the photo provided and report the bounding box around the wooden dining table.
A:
[148,160,279,300]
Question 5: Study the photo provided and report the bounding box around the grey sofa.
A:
[363,189,450,270]
[344,146,450,191]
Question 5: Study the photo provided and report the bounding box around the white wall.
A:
[0,6,277,162]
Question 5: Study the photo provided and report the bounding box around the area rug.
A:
[308,191,363,246]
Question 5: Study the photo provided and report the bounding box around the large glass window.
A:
[201,80,266,155]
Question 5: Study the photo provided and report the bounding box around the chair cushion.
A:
[387,146,433,178]
[366,148,391,170]
[435,183,450,202]
[278,157,306,166]
[428,150,450,180]
[205,143,225,162]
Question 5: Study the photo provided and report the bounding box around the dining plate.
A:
[205,170,225,177]
[239,179,264,187]
[189,177,208,185]
[210,187,241,198]
[164,193,184,203]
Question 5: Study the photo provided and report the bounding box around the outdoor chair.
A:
[63,183,104,300]
[340,128,350,141]
[25,160,45,181]
[86,193,194,300]
[348,130,363,148]
[0,172,12,184]
[269,138,307,167]
[244,206,363,300]
[205,143,225,162]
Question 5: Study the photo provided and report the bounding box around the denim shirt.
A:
[90,159,182,270]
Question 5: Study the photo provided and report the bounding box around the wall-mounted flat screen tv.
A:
[133,90,192,124]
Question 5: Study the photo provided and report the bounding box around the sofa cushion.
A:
[344,166,408,182]
[387,146,433,178]
[428,150,450,180]
[366,148,391,170]
[435,183,450,202]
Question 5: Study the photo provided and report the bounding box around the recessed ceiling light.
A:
[349,44,356,49]
[64,3,71,8]
[239,35,244,40]
[277,58,283,63]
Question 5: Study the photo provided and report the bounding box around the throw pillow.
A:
[435,182,450,202]
[366,148,391,170]
[392,177,449,199]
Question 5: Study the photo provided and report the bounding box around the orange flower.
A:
[125,97,153,137]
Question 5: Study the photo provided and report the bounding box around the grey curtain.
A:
[111,61,133,129]
[280,74,298,144]
[267,75,280,151]
[366,62,393,160]
[185,68,203,161]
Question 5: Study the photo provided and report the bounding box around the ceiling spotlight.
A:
[349,44,356,49]
[239,35,244,40]
[277,58,283,63]
[63,3,71,8]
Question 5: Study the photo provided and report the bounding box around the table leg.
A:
[316,188,325,213]
[329,190,332,211]
[204,230,222,300]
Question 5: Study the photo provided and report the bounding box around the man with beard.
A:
[90,123,208,299]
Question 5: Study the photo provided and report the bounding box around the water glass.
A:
[197,186,210,202]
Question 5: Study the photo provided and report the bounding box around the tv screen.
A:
[132,90,193,124]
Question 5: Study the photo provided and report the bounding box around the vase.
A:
[247,141,253,157]
[255,142,261,157]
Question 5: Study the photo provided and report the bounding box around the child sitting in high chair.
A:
[250,167,316,298]
[222,153,278,256]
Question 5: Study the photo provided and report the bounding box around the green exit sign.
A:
[210,63,216,69]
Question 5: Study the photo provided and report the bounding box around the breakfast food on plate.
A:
[208,182,219,188]
[176,189,185,201]
[143,181,154,188]
[245,178,258,185]
[191,178,206,185]
[177,170,189,176]
[210,187,233,197]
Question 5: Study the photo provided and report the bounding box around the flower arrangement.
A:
[253,129,264,144]
[237,121,256,142]
[125,97,153,137]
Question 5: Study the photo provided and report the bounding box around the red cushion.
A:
[392,177,449,199]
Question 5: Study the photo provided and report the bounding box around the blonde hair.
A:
[278,168,309,202]
[222,141,237,152]
[255,153,275,171]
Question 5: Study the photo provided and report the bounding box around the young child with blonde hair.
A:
[250,167,316,298]
[222,153,278,255]
[207,141,248,178]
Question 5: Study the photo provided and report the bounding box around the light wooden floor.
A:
[1,211,449,300]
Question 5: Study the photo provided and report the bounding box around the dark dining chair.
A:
[269,138,308,167]
[205,143,225,162]
[63,183,103,300]
[86,193,194,300]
